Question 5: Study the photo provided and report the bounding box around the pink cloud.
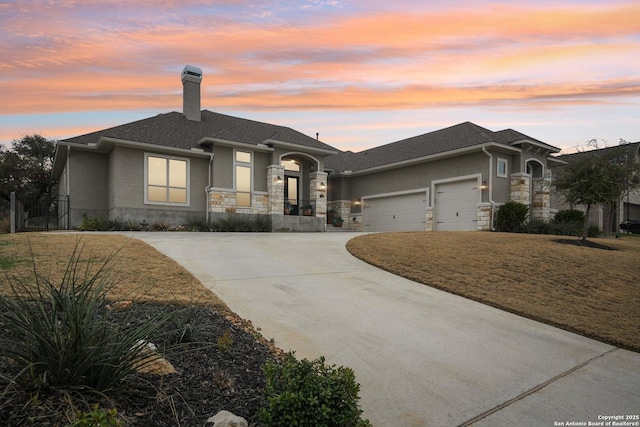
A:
[1,1,639,117]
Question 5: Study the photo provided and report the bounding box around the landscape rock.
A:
[206,410,248,427]
[133,340,177,375]
[106,300,132,311]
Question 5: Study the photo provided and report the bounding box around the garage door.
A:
[434,179,478,231]
[363,192,427,232]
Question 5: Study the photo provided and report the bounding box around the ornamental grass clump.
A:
[0,241,176,420]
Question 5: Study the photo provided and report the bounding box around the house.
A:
[549,142,640,234]
[52,66,338,232]
[325,122,562,231]
[51,65,564,232]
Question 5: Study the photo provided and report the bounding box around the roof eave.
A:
[511,139,561,154]
[332,142,520,177]
[198,137,274,152]
[264,139,339,156]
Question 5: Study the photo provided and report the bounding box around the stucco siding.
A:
[68,150,109,226]
[344,152,490,206]
[213,145,233,189]
[492,152,513,204]
[254,151,269,192]
[105,146,208,224]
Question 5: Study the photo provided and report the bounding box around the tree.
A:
[0,134,56,205]
[554,143,640,241]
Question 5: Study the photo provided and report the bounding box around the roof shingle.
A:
[61,110,338,152]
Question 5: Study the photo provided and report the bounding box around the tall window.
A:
[497,158,508,178]
[145,154,189,205]
[235,150,252,207]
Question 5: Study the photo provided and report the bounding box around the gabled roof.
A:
[60,110,338,153]
[325,121,560,173]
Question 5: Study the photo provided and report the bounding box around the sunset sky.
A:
[1,0,639,154]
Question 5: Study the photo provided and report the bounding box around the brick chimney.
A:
[181,65,202,121]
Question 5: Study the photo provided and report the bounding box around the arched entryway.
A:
[280,152,321,216]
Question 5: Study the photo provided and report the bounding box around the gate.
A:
[13,194,70,232]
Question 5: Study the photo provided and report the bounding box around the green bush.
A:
[0,216,10,234]
[495,201,529,232]
[209,214,271,232]
[68,404,121,427]
[587,225,601,238]
[0,243,177,404]
[553,209,585,224]
[259,353,370,427]
[552,210,585,237]
[78,214,113,231]
[520,219,554,235]
[552,209,585,237]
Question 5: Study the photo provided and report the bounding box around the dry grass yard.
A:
[0,233,228,311]
[347,232,640,352]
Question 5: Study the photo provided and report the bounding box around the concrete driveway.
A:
[132,232,640,426]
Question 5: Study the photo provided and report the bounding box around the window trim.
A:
[497,157,508,178]
[144,153,190,206]
[234,149,253,208]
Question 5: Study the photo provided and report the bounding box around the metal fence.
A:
[12,193,70,232]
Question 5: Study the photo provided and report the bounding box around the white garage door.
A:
[363,192,428,232]
[434,179,478,231]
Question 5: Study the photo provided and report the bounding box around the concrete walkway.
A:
[131,232,640,426]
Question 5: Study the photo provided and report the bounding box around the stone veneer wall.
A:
[425,208,434,231]
[510,173,531,205]
[267,164,285,215]
[328,200,352,228]
[531,177,551,221]
[310,171,328,221]
[208,189,269,215]
[477,203,493,230]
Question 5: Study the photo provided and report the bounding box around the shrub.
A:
[552,209,585,237]
[0,242,177,409]
[587,225,601,238]
[495,201,529,232]
[520,219,554,235]
[148,220,171,231]
[78,214,114,231]
[68,404,121,427]
[553,209,585,224]
[259,353,370,427]
[184,218,211,232]
[210,214,271,232]
[0,216,10,234]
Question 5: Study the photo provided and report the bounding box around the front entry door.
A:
[285,176,299,215]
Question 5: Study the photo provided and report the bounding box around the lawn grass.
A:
[0,233,229,311]
[347,232,640,352]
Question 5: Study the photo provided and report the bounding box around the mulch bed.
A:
[552,238,618,251]
[0,304,280,427]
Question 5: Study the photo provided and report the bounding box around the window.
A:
[282,159,300,172]
[235,150,252,207]
[497,158,508,178]
[145,154,189,205]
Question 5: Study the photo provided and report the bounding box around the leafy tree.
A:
[554,143,640,241]
[0,134,56,204]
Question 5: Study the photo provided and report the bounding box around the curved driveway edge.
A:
[130,232,640,426]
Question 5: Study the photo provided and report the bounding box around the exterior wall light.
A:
[480,181,488,190]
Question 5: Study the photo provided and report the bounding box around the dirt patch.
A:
[347,232,640,352]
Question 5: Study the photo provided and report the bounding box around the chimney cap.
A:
[181,65,202,83]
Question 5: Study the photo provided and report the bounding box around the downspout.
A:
[482,146,496,231]
[66,145,71,196]
[205,154,214,223]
